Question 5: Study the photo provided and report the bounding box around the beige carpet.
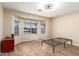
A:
[0,40,79,56]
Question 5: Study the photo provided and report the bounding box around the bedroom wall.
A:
[0,5,4,41]
[4,8,51,44]
[52,11,79,46]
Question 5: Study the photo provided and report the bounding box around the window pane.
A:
[14,20,19,35]
[41,23,46,34]
[31,23,37,34]
[24,22,30,33]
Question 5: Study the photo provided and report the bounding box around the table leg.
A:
[53,46,55,53]
[41,42,43,46]
[71,40,72,46]
[64,42,66,48]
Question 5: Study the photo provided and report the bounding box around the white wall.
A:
[0,5,3,41]
[52,12,79,46]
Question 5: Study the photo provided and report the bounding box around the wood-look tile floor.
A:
[0,40,79,56]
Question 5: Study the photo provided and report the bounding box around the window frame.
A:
[24,22,31,33]
[40,22,46,34]
[12,16,20,36]
[30,23,37,34]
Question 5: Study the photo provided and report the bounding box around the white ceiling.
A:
[1,2,79,18]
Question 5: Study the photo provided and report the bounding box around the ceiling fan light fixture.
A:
[39,2,61,11]
[44,4,54,10]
